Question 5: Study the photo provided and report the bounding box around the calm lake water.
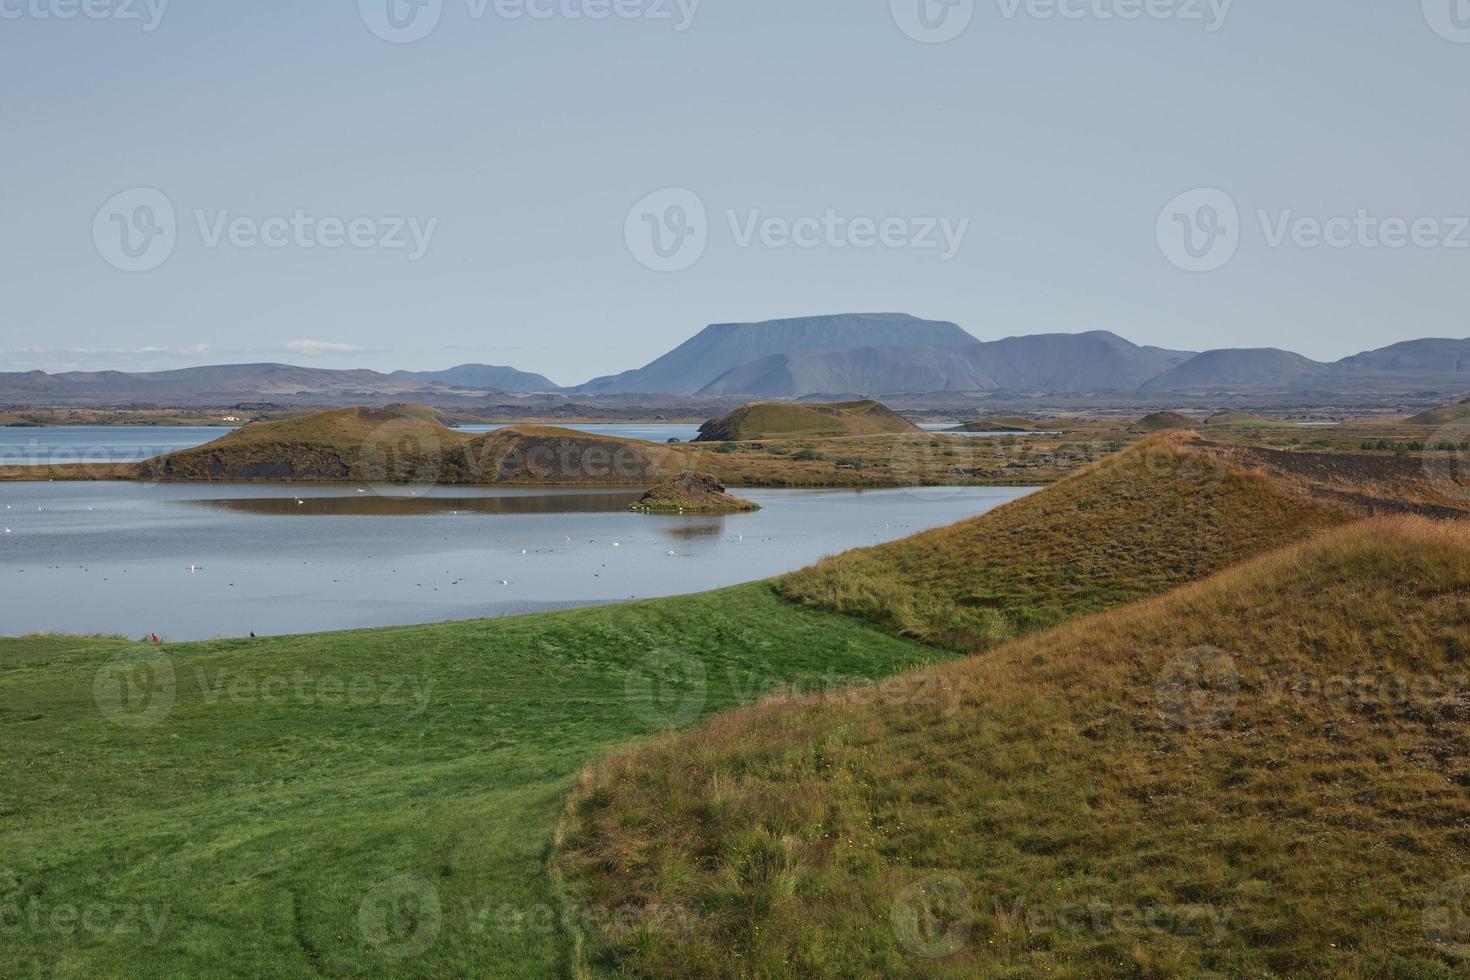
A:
[1,422,1023,467]
[0,482,1033,640]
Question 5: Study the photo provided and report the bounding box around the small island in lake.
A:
[631,473,761,514]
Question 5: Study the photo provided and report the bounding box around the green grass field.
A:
[0,586,937,978]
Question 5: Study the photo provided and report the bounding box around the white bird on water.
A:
[3,528,10,535]
[499,579,510,586]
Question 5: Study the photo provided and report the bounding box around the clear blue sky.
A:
[2,1,1466,386]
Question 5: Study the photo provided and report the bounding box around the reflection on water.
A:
[191,491,644,517]
[661,522,726,539]
[0,481,1036,640]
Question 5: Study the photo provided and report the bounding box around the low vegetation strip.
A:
[778,434,1349,652]
[0,586,935,977]
[554,518,1470,978]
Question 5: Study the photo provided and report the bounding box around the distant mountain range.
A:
[4,313,1470,408]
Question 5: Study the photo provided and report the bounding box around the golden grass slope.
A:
[555,517,1470,978]
[140,404,470,481]
[443,425,691,485]
[696,400,921,442]
[779,433,1349,652]
[137,409,692,485]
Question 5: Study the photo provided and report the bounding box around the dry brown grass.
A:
[778,433,1350,652]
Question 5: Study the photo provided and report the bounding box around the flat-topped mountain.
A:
[694,328,1189,397]
[577,313,977,396]
[695,400,921,442]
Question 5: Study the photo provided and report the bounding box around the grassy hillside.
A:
[779,435,1348,652]
[555,518,1470,978]
[135,411,695,486]
[140,405,470,482]
[696,401,920,442]
[443,425,691,485]
[1408,397,1470,427]
[0,586,936,978]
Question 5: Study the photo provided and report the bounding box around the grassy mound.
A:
[0,586,936,977]
[443,425,690,485]
[632,473,760,514]
[555,518,1470,978]
[696,401,920,442]
[140,405,468,482]
[138,413,692,486]
[1129,411,1198,432]
[779,434,1348,652]
[1408,397,1470,427]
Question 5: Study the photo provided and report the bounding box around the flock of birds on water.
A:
[2,486,934,641]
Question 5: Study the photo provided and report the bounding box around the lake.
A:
[0,422,1020,467]
[0,482,1033,640]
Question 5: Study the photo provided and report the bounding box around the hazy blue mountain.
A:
[1335,338,1470,374]
[697,345,994,396]
[393,364,561,392]
[971,331,1182,393]
[0,364,438,406]
[576,313,978,395]
[1141,349,1333,392]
